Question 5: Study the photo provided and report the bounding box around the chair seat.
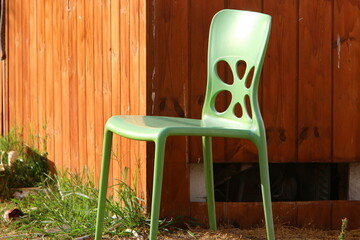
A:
[106,115,257,141]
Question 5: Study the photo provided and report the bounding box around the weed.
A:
[338,218,348,240]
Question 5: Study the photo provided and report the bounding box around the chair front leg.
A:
[95,129,113,240]
[149,138,166,240]
[202,136,217,231]
[257,138,275,240]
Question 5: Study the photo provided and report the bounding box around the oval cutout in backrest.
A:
[214,90,232,113]
[234,102,243,118]
[216,60,233,85]
[245,67,255,88]
[236,60,247,80]
[244,94,252,119]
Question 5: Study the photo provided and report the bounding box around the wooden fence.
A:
[4,0,147,199]
[3,0,360,229]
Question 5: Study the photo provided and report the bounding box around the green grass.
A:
[0,168,197,239]
[1,169,149,239]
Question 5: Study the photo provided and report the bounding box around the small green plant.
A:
[0,127,49,198]
[338,218,348,240]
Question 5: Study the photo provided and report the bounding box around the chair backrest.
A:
[202,9,271,132]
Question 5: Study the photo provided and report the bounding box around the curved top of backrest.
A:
[202,9,271,131]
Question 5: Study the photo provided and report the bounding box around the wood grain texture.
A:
[333,0,360,162]
[44,0,54,162]
[154,0,190,218]
[77,0,88,172]
[298,0,332,162]
[53,0,63,167]
[188,0,224,163]
[225,0,263,163]
[85,0,95,172]
[262,0,297,162]
[94,0,103,181]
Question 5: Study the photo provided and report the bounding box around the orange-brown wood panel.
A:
[94,0,104,181]
[29,0,38,142]
[119,0,130,185]
[85,0,95,172]
[332,201,360,229]
[68,0,79,171]
[297,201,332,229]
[111,0,121,188]
[228,0,263,12]
[138,0,147,201]
[14,0,22,128]
[7,0,15,127]
[21,0,30,139]
[36,0,46,147]
[44,0,54,163]
[272,202,297,226]
[154,0,190,218]
[76,0,87,173]
[59,0,70,170]
[129,0,140,187]
[333,0,360,163]
[225,202,264,228]
[298,0,332,162]
[190,202,226,227]
[53,0,63,167]
[102,0,113,190]
[226,0,263,163]
[262,0,297,163]
[188,0,225,164]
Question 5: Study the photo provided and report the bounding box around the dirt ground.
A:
[157,225,360,240]
[100,225,360,240]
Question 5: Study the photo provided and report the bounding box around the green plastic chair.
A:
[95,9,274,240]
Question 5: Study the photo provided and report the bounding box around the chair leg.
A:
[149,139,166,240]
[202,136,217,231]
[95,129,113,240]
[258,138,275,240]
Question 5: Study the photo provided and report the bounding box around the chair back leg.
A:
[149,139,167,240]
[202,136,217,230]
[257,138,275,240]
[95,129,113,240]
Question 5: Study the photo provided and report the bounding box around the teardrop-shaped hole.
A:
[245,67,255,88]
[236,60,247,80]
[245,95,252,119]
[216,60,234,85]
[234,102,243,118]
[214,90,232,113]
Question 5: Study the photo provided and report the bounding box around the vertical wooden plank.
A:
[129,0,140,187]
[188,1,224,164]
[21,0,30,137]
[111,0,121,187]
[262,0,297,162]
[37,0,46,148]
[94,0,103,180]
[119,0,130,186]
[7,0,15,127]
[154,0,189,218]
[44,0,54,162]
[102,0,112,188]
[85,0,95,172]
[53,0,63,167]
[138,0,147,201]
[332,201,360,229]
[297,201,332,228]
[14,1,22,128]
[298,0,332,162]
[60,0,70,170]
[226,0,263,163]
[77,0,87,173]
[333,0,360,162]
[228,0,263,11]
[29,0,38,144]
[68,0,79,171]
